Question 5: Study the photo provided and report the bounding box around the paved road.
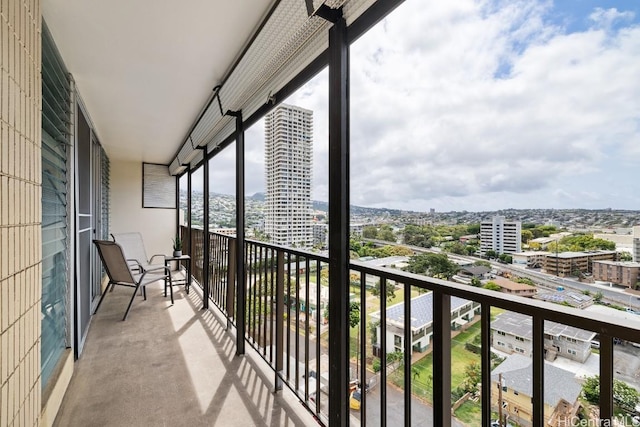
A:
[496,263,640,310]
[351,381,465,427]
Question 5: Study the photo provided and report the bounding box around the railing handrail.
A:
[189,225,640,341]
[349,259,640,342]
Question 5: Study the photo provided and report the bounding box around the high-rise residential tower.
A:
[480,215,522,255]
[264,104,313,247]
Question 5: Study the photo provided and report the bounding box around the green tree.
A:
[498,253,513,264]
[378,225,397,242]
[405,253,460,280]
[463,361,481,393]
[485,250,497,259]
[324,302,361,328]
[349,302,360,328]
[362,226,378,239]
[593,291,604,303]
[620,252,633,261]
[470,277,482,287]
[371,280,397,302]
[483,282,501,291]
[582,375,639,409]
[521,229,534,244]
[466,224,480,235]
[443,242,466,255]
[465,245,479,256]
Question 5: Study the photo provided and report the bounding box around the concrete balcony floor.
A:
[54,280,319,427]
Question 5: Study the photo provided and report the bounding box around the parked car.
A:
[349,388,362,410]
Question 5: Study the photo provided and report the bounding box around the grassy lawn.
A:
[390,320,483,403]
[454,400,482,426]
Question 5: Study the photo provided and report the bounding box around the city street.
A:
[352,380,465,427]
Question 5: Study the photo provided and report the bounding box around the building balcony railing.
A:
[181,226,640,426]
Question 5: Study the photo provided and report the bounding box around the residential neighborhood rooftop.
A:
[371,292,472,330]
[492,311,596,342]
[491,354,582,408]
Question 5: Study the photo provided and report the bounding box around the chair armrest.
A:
[126,258,143,270]
[149,254,166,264]
[138,265,172,282]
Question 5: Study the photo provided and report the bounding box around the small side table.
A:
[164,255,191,302]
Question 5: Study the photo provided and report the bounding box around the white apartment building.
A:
[264,104,314,247]
[480,215,522,255]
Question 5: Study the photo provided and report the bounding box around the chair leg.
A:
[93,281,112,314]
[169,275,174,305]
[123,284,140,321]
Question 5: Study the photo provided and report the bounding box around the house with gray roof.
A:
[370,292,480,354]
[492,311,595,363]
[491,354,582,427]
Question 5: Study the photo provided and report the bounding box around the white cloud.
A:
[589,7,635,30]
[344,0,640,210]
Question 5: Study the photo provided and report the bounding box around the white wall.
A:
[110,160,176,257]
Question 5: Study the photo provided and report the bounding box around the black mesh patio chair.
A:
[93,239,173,320]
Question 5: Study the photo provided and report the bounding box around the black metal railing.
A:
[182,225,640,427]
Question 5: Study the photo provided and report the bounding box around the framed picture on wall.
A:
[142,163,176,208]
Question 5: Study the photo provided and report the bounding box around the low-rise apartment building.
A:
[491,277,537,298]
[371,293,480,354]
[512,251,551,268]
[491,355,582,427]
[492,312,595,363]
[543,250,618,277]
[592,260,640,289]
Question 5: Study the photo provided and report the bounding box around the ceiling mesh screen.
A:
[170,0,378,175]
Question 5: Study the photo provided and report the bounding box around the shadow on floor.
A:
[54,281,319,426]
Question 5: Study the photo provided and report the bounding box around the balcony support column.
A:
[203,152,210,310]
[187,167,192,258]
[230,110,246,356]
[432,290,451,427]
[481,303,491,427]
[599,335,614,423]
[327,9,350,426]
[532,316,544,426]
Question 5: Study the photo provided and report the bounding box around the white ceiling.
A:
[43,0,276,164]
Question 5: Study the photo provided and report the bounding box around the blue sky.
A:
[207,0,640,213]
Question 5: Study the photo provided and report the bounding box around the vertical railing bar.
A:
[316,259,322,415]
[251,244,257,345]
[218,235,223,308]
[254,244,259,346]
[380,276,387,427]
[258,245,264,352]
[275,250,284,391]
[295,254,301,396]
[360,271,367,426]
[403,281,411,427]
[532,316,544,427]
[245,243,250,343]
[263,246,269,356]
[304,257,311,403]
[481,303,491,427]
[432,289,451,427]
[286,252,291,381]
[270,248,275,364]
[600,334,614,424]
[226,237,236,327]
